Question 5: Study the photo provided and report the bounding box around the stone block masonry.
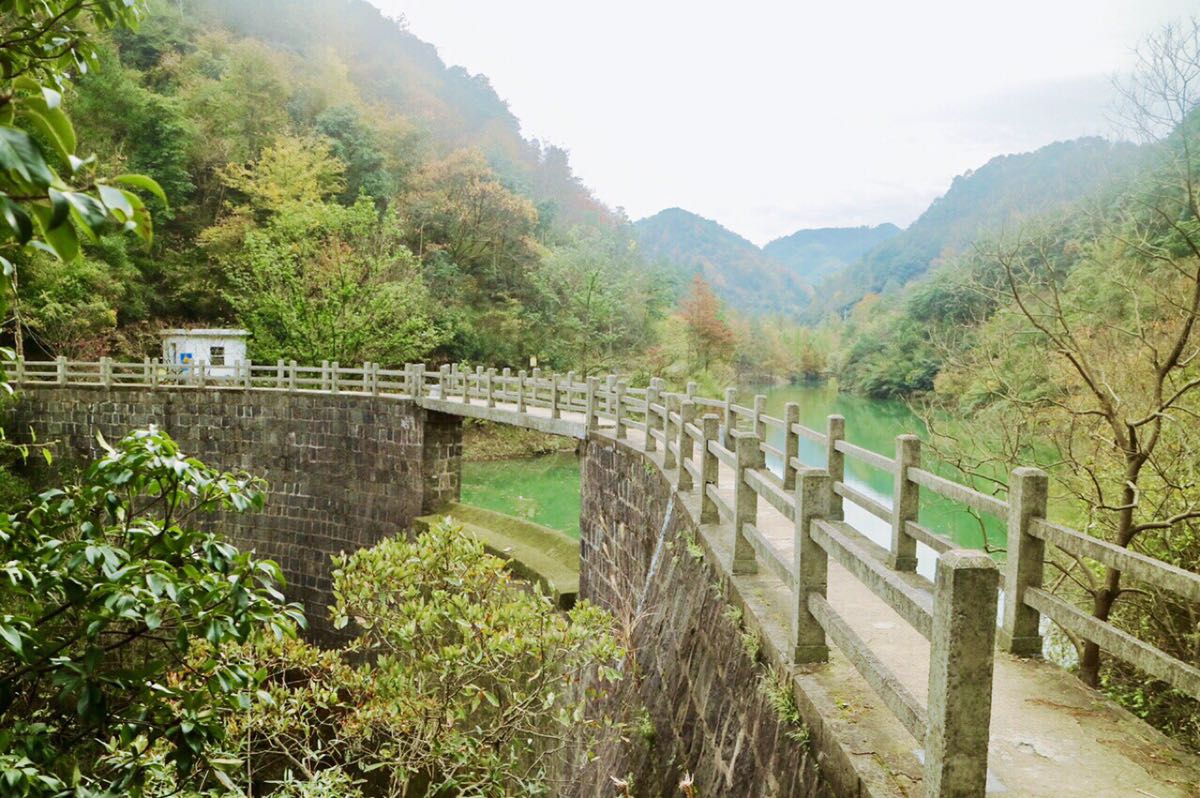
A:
[576,435,831,798]
[11,386,462,639]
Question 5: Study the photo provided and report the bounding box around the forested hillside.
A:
[763,223,899,282]
[806,137,1143,319]
[11,0,666,374]
[633,208,812,315]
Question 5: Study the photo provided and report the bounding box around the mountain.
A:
[811,137,1144,317]
[633,208,812,316]
[187,0,614,231]
[764,224,901,282]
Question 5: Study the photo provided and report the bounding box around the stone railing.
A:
[12,357,1200,797]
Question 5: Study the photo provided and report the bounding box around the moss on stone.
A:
[414,502,580,608]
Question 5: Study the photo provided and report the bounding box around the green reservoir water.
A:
[461,383,1005,575]
[462,451,584,538]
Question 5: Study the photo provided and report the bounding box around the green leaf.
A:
[0,197,32,243]
[20,95,76,160]
[112,173,168,207]
[0,623,23,654]
[0,126,53,188]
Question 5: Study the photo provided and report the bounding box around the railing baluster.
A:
[151,358,160,390]
[1000,467,1049,657]
[731,429,760,574]
[614,380,626,438]
[585,377,598,432]
[330,361,340,393]
[676,399,695,490]
[723,386,736,448]
[890,434,920,571]
[288,360,297,392]
[826,414,845,520]
[925,550,999,797]
[663,394,678,470]
[753,393,766,440]
[644,381,660,452]
[700,414,720,523]
[783,402,800,491]
[551,373,560,419]
[56,355,66,385]
[517,369,527,413]
[793,468,830,663]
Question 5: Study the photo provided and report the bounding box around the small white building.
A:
[160,329,249,378]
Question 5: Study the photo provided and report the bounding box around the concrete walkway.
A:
[421,393,1200,797]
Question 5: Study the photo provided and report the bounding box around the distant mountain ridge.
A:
[764,224,901,282]
[636,137,1144,320]
[633,209,893,316]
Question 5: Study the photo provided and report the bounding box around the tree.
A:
[0,428,304,796]
[179,520,623,798]
[926,21,1200,743]
[0,0,166,358]
[679,276,734,372]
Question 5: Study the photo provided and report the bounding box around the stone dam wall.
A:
[11,386,462,637]
[15,385,846,795]
[575,433,831,798]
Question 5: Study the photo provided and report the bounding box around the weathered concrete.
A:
[12,385,462,638]
[414,502,580,608]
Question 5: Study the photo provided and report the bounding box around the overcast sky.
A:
[367,0,1197,245]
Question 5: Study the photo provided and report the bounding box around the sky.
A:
[367,0,1198,245]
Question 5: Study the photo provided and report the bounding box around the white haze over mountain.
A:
[370,0,1197,245]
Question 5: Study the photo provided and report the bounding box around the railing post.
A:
[793,468,831,663]
[890,434,920,571]
[585,377,598,432]
[663,394,678,469]
[566,371,576,409]
[723,387,737,449]
[101,356,112,388]
[1000,467,1048,657]
[731,429,761,575]
[517,370,527,413]
[330,361,340,393]
[288,360,297,393]
[676,399,695,490]
[320,360,329,391]
[13,356,23,387]
[140,356,149,386]
[700,414,720,523]
[614,381,627,438]
[530,367,541,405]
[275,359,284,388]
[925,550,999,797]
[438,364,449,399]
[485,367,495,407]
[56,355,66,385]
[753,394,767,440]
[644,381,660,452]
[782,402,800,491]
[551,373,561,419]
[501,367,511,402]
[605,374,616,416]
[414,363,427,399]
[826,415,845,520]
[686,381,697,402]
[241,359,250,390]
[196,359,206,389]
[151,358,160,390]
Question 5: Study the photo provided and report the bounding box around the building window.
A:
[210,346,225,366]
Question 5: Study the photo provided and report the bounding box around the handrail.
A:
[834,439,896,473]
[908,466,1007,519]
[16,356,1200,788]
